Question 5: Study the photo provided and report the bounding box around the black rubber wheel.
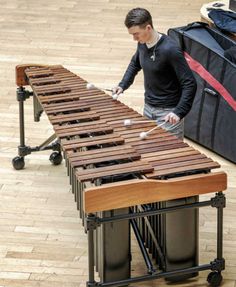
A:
[12,156,25,170]
[49,152,63,165]
[207,271,223,287]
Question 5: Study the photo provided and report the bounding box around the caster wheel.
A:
[49,152,63,165]
[12,156,25,170]
[207,271,222,287]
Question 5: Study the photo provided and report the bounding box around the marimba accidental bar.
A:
[13,64,227,287]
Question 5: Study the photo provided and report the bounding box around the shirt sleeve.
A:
[118,47,142,91]
[168,47,197,119]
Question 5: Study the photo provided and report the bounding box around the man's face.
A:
[128,25,153,44]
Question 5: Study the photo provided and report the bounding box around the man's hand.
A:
[112,86,123,95]
[164,112,180,124]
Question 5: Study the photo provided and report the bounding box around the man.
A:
[113,8,197,139]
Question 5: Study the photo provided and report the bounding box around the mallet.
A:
[86,82,122,100]
[139,121,167,140]
[124,119,156,126]
[86,82,113,92]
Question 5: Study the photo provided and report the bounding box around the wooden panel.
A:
[49,111,100,124]
[106,114,146,126]
[145,161,221,178]
[44,100,83,111]
[68,145,140,167]
[149,153,207,166]
[68,144,135,159]
[62,135,125,151]
[53,119,107,132]
[84,172,227,213]
[136,142,189,154]
[76,160,154,182]
[61,133,123,146]
[15,64,51,86]
[33,84,71,96]
[44,101,90,113]
[141,146,197,158]
[25,68,54,78]
[71,152,140,167]
[133,138,185,151]
[56,126,113,138]
[46,105,91,115]
[39,91,106,103]
[29,78,61,86]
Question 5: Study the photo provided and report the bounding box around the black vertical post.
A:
[17,87,26,149]
[216,192,224,260]
[87,215,95,286]
[130,218,155,274]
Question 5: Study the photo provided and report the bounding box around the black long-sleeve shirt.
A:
[119,34,197,119]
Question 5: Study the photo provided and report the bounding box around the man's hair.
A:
[124,8,153,29]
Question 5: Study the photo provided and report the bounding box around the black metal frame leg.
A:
[12,86,62,169]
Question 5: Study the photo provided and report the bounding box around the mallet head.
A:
[86,83,95,89]
[124,119,132,126]
[139,131,148,140]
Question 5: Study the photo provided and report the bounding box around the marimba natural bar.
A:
[13,64,227,287]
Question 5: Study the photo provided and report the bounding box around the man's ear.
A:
[146,24,152,31]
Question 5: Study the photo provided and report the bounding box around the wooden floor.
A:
[0,0,235,286]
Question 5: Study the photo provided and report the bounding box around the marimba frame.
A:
[12,65,63,170]
[13,64,227,287]
[85,191,225,287]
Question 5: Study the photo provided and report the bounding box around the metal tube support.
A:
[99,263,212,287]
[131,218,155,274]
[217,193,224,260]
[37,133,57,150]
[98,200,212,225]
[137,205,166,269]
[209,192,225,273]
[87,217,95,286]
[18,89,25,148]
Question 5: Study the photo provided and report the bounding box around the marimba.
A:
[13,64,227,287]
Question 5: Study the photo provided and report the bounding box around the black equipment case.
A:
[168,22,236,163]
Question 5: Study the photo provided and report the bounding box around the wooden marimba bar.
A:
[15,64,227,287]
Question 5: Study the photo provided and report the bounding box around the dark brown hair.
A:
[124,8,153,29]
